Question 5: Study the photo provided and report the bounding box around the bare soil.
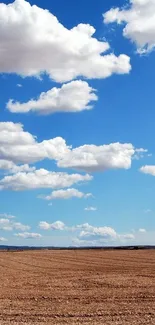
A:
[0,249,155,324]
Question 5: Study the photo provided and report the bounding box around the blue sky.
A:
[0,0,155,246]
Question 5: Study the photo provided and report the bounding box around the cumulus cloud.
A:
[0,217,30,231]
[0,213,16,219]
[118,234,135,240]
[74,223,135,244]
[0,122,146,178]
[39,221,134,244]
[140,165,155,176]
[139,228,146,233]
[0,237,7,242]
[39,188,92,200]
[103,0,155,54]
[39,221,65,231]
[84,207,97,211]
[13,222,30,231]
[10,164,36,174]
[0,160,35,174]
[15,232,42,239]
[0,122,35,145]
[0,0,131,81]
[0,218,12,231]
[0,169,92,191]
[77,224,117,241]
[0,122,70,165]
[38,220,136,246]
[17,83,22,88]
[7,81,98,115]
[0,160,16,171]
[57,142,138,172]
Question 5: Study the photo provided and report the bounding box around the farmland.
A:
[0,249,155,324]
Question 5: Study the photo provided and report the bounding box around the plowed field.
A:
[0,249,155,324]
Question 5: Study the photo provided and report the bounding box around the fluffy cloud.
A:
[57,143,137,172]
[103,0,155,54]
[77,224,117,241]
[9,164,35,174]
[0,122,35,145]
[0,0,131,82]
[39,188,92,200]
[15,232,42,239]
[74,223,134,244]
[119,234,135,240]
[0,213,16,219]
[0,160,16,171]
[38,221,135,245]
[0,237,7,242]
[0,122,146,177]
[39,221,65,231]
[0,160,35,174]
[0,122,70,164]
[0,217,30,231]
[140,165,155,176]
[84,207,97,211]
[13,222,30,231]
[139,228,146,233]
[7,81,98,115]
[0,219,12,231]
[0,169,92,191]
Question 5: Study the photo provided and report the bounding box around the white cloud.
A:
[0,0,131,81]
[133,148,148,160]
[0,122,70,164]
[0,213,16,219]
[10,164,36,174]
[72,238,94,246]
[0,218,12,231]
[118,233,135,240]
[103,0,155,54]
[0,169,92,191]
[38,220,136,245]
[15,232,42,239]
[0,122,35,145]
[39,188,92,200]
[140,165,155,176]
[0,237,7,242]
[139,228,146,233]
[0,160,15,171]
[84,207,97,211]
[13,222,30,231]
[17,83,22,87]
[57,142,137,172]
[0,218,30,231]
[0,122,146,173]
[7,80,98,115]
[78,224,117,241]
[39,221,65,231]
[0,159,35,174]
[74,223,135,244]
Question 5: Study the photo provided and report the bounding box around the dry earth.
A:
[0,249,155,324]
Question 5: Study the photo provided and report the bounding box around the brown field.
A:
[0,249,155,324]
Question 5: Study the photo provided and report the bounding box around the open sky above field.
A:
[0,0,155,246]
